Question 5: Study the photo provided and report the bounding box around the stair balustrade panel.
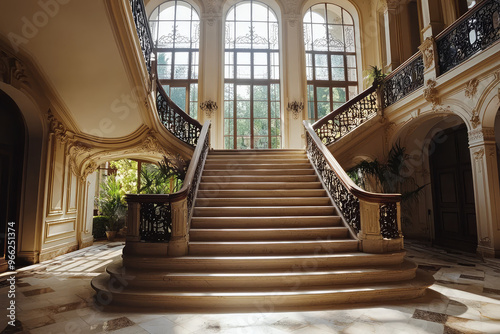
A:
[125,121,211,244]
[436,0,500,75]
[129,0,153,74]
[382,53,424,108]
[156,83,202,147]
[312,86,378,146]
[305,122,401,240]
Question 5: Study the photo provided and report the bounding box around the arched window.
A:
[224,1,281,149]
[303,3,358,121]
[149,0,200,118]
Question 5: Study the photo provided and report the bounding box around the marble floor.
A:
[1,241,500,334]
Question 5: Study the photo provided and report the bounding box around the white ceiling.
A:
[0,0,144,138]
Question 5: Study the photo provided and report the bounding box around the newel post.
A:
[126,201,141,242]
[358,200,404,253]
[168,199,189,256]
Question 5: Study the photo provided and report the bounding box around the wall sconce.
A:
[287,101,304,119]
[200,100,218,118]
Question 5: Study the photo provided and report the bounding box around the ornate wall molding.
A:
[47,110,69,143]
[68,142,92,177]
[81,160,98,183]
[468,127,495,145]
[418,37,435,70]
[465,78,479,99]
[473,148,485,173]
[470,108,480,129]
[0,51,30,86]
[423,79,439,105]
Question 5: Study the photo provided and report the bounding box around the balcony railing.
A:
[125,121,210,254]
[382,52,424,107]
[436,0,500,74]
[305,122,403,253]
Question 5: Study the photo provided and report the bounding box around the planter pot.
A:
[105,231,117,241]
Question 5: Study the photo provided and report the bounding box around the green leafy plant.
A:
[98,174,126,232]
[139,155,189,194]
[363,65,387,88]
[92,215,109,239]
[347,142,427,202]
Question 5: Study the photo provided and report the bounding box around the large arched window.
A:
[303,3,358,121]
[149,0,200,118]
[224,1,281,149]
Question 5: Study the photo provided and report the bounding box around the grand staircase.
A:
[92,149,433,311]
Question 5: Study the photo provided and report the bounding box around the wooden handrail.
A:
[304,121,401,203]
[383,51,422,81]
[126,120,210,204]
[312,85,376,130]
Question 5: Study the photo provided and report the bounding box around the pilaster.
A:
[468,127,500,258]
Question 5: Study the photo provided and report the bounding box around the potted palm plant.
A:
[98,175,126,241]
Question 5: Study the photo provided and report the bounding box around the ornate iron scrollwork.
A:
[437,0,500,74]
[314,88,378,146]
[129,0,154,74]
[139,201,172,242]
[383,54,424,107]
[306,133,361,232]
[379,203,399,239]
[156,86,202,147]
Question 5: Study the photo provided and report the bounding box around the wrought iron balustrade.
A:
[304,122,402,247]
[126,121,210,248]
[383,53,424,107]
[436,0,500,75]
[129,0,154,73]
[156,82,202,147]
[312,86,378,146]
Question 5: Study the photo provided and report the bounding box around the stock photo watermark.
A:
[5,221,17,327]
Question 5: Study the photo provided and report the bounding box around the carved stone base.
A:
[168,236,188,256]
[360,238,404,254]
[79,235,94,249]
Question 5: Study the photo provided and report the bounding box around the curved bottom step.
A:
[91,270,434,312]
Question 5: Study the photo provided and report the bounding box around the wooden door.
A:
[430,125,477,252]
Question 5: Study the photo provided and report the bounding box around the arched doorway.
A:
[0,90,25,271]
[429,124,477,252]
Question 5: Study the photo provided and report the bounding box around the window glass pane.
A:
[331,67,345,81]
[253,85,268,100]
[170,87,186,110]
[311,4,326,23]
[224,101,233,118]
[316,87,330,102]
[254,101,268,118]
[315,54,328,67]
[159,4,175,20]
[173,66,188,79]
[237,101,250,118]
[176,3,192,20]
[315,67,329,80]
[326,4,342,24]
[236,137,251,149]
[158,21,175,47]
[237,66,251,79]
[157,65,171,79]
[270,119,280,135]
[237,85,251,100]
[254,53,268,65]
[331,55,343,67]
[271,137,280,149]
[254,119,268,136]
[224,119,234,135]
[254,66,268,79]
[348,86,358,98]
[344,26,355,52]
[225,83,234,100]
[236,2,251,21]
[348,68,357,81]
[237,119,251,136]
[332,87,346,102]
[328,25,344,51]
[225,136,234,149]
[317,102,330,118]
[346,55,356,68]
[343,9,353,25]
[271,102,280,118]
[254,137,268,149]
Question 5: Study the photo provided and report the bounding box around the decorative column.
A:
[381,0,403,72]
[420,0,445,39]
[282,6,305,149]
[199,4,223,148]
[468,127,500,258]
